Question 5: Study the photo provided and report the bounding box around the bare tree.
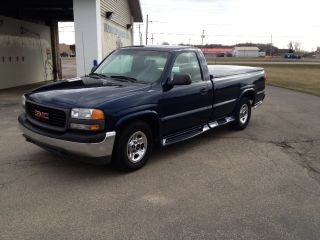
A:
[294,42,301,53]
[287,41,302,53]
[288,41,294,51]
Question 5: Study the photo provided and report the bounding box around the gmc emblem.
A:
[34,110,49,120]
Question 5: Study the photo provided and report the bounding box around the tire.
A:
[112,121,153,172]
[229,97,251,130]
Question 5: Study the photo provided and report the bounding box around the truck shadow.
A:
[29,125,234,179]
[148,125,233,163]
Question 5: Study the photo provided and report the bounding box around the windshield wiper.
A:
[110,75,137,82]
[87,73,108,78]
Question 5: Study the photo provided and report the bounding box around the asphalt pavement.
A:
[0,85,320,240]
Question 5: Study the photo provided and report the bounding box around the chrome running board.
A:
[253,101,263,109]
[208,116,235,129]
[161,116,235,146]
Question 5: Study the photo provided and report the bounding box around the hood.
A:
[27,77,151,108]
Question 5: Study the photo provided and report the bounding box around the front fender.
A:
[115,110,160,129]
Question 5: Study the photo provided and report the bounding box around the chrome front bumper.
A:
[19,123,116,158]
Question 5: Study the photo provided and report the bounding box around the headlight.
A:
[22,95,26,108]
[70,108,105,131]
[70,108,104,120]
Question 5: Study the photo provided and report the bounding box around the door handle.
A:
[200,88,208,95]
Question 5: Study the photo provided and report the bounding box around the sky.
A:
[59,0,320,51]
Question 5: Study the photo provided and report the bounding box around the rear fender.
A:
[238,88,256,106]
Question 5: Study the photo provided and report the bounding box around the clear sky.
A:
[59,0,320,51]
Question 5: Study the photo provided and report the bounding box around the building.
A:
[316,47,320,59]
[201,48,233,57]
[233,47,260,58]
[59,44,75,57]
[258,52,266,57]
[0,0,142,90]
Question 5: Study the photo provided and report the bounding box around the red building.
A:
[201,48,233,57]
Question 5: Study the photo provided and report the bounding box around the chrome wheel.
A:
[127,131,148,163]
[239,104,249,124]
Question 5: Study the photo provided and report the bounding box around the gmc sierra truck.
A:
[19,46,265,171]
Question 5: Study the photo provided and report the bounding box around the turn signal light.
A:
[91,109,105,120]
[89,125,100,131]
[70,123,101,131]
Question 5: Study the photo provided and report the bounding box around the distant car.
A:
[284,53,301,59]
[60,52,69,57]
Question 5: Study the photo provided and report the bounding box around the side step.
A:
[208,116,235,129]
[162,126,204,146]
[253,101,263,109]
[162,116,235,146]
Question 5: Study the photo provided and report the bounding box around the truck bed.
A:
[208,65,264,78]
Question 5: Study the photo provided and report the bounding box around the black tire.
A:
[112,121,153,172]
[229,97,251,130]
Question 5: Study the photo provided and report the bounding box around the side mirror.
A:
[171,74,192,86]
[91,66,98,73]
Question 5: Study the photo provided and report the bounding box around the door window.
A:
[171,52,202,82]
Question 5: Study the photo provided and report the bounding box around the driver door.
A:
[159,52,212,136]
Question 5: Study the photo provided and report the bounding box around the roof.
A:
[128,0,143,22]
[0,0,143,22]
[121,45,195,52]
[233,47,260,51]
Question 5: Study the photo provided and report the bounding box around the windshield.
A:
[94,50,169,83]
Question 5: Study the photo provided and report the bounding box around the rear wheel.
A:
[229,97,251,130]
[112,121,153,171]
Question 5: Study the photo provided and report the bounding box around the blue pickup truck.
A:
[19,46,265,171]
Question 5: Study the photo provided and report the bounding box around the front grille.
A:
[26,102,67,128]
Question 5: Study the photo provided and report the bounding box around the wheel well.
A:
[242,90,255,105]
[116,115,160,141]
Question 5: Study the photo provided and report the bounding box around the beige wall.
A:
[101,19,132,57]
[100,0,133,58]
[100,0,132,28]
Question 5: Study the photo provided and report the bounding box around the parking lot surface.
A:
[1,85,320,240]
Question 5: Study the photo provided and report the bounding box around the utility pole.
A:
[138,24,141,45]
[146,14,149,45]
[138,24,143,45]
[151,33,154,45]
[201,30,205,46]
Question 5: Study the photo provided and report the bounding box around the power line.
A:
[58,26,74,28]
[140,20,233,26]
[134,32,320,38]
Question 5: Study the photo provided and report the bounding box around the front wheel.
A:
[112,121,153,171]
[229,97,252,130]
